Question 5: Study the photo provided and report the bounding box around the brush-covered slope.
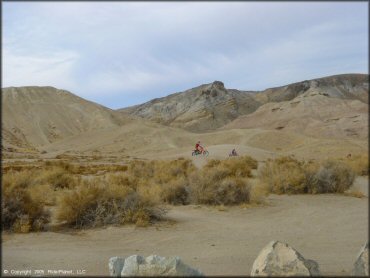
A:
[119,81,261,132]
[2,86,131,149]
[119,74,368,133]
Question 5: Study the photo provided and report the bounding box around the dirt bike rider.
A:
[195,141,204,154]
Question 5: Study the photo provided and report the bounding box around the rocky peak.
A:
[200,81,227,98]
[211,81,225,90]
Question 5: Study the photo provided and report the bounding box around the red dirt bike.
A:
[192,149,209,157]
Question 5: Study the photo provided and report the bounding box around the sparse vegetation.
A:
[2,153,363,233]
[2,171,50,232]
[56,178,163,228]
[344,189,366,198]
[310,159,355,193]
[36,167,80,190]
[343,154,369,176]
[259,156,356,194]
[189,156,257,205]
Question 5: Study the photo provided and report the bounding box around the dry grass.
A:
[28,183,56,206]
[343,190,366,198]
[204,156,258,178]
[56,178,163,228]
[187,156,258,205]
[2,171,50,232]
[43,160,128,176]
[3,155,321,233]
[258,156,306,194]
[343,154,369,176]
[161,177,190,205]
[310,159,355,193]
[258,156,356,194]
[123,159,196,205]
[35,167,80,190]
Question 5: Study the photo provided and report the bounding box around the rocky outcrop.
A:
[352,242,369,276]
[118,80,261,132]
[251,241,320,276]
[119,74,368,133]
[109,255,203,277]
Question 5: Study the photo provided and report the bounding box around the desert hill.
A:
[119,74,368,133]
[224,89,368,140]
[119,81,261,132]
[253,73,368,104]
[2,74,368,160]
[1,86,133,150]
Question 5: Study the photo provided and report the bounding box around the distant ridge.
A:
[118,73,368,132]
[1,73,368,154]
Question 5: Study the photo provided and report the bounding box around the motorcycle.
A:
[192,149,209,157]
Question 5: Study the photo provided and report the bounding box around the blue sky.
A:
[2,2,368,109]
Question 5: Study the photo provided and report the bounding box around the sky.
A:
[2,2,368,109]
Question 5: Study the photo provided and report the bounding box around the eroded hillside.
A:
[119,74,368,133]
[1,86,132,150]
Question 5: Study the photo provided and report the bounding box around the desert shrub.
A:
[128,160,155,179]
[189,168,251,205]
[107,172,149,191]
[249,181,270,204]
[122,159,195,206]
[311,160,355,193]
[2,170,38,189]
[153,159,196,184]
[258,156,307,194]
[2,172,50,232]
[259,157,356,194]
[204,156,258,178]
[188,156,257,205]
[56,178,163,228]
[127,159,195,183]
[28,183,56,206]
[161,178,190,205]
[344,154,369,176]
[36,167,79,190]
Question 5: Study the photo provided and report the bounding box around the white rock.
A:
[121,255,145,276]
[109,257,125,277]
[251,241,320,276]
[352,242,369,276]
[120,254,203,276]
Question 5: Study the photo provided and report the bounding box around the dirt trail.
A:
[2,192,368,276]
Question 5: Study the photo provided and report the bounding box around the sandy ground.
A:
[2,177,368,276]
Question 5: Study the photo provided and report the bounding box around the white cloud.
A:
[2,48,79,89]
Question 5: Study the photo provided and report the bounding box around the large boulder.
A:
[251,241,320,276]
[109,257,125,277]
[109,254,203,276]
[352,242,369,276]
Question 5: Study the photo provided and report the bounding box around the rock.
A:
[109,257,125,277]
[251,241,320,276]
[121,255,145,276]
[352,242,369,276]
[211,81,225,90]
[115,254,203,276]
